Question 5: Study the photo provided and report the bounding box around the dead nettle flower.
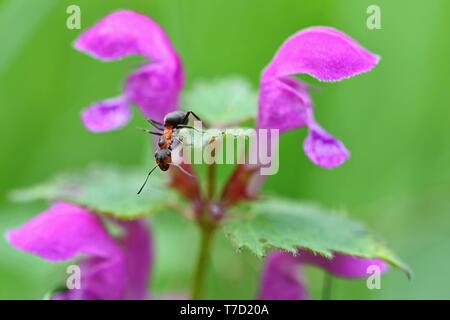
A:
[258,26,379,168]
[221,27,379,206]
[74,10,200,206]
[5,11,384,300]
[258,250,388,300]
[74,10,183,132]
[6,202,152,300]
[219,29,385,299]
[4,11,187,300]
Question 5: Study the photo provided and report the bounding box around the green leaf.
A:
[223,197,411,277]
[182,76,257,125]
[9,165,172,219]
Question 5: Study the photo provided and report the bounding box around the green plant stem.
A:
[191,161,217,300]
[322,272,333,300]
[191,225,214,300]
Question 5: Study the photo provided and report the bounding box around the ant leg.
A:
[137,164,159,194]
[148,118,163,125]
[176,125,204,133]
[174,136,187,146]
[147,118,164,130]
[187,111,202,122]
[181,111,202,124]
[168,137,186,151]
[172,163,195,178]
[137,127,163,136]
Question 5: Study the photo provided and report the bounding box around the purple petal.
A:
[262,26,379,82]
[258,252,308,300]
[50,254,127,300]
[51,290,79,300]
[81,96,131,132]
[74,10,180,66]
[258,77,311,132]
[49,255,127,300]
[303,123,350,168]
[258,250,389,300]
[5,203,153,300]
[119,219,152,300]
[6,202,120,261]
[74,10,184,127]
[297,250,389,278]
[78,255,126,300]
[124,63,182,121]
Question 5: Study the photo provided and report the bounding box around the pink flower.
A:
[75,10,183,132]
[258,27,379,168]
[258,250,388,300]
[221,27,379,207]
[5,202,152,300]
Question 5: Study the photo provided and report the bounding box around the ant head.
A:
[154,149,171,171]
[159,163,170,171]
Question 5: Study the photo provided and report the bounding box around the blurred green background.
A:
[1,0,449,299]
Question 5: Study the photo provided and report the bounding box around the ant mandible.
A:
[137,111,202,194]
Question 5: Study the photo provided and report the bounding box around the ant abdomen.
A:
[163,111,188,127]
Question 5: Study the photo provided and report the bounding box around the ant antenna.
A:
[137,164,159,195]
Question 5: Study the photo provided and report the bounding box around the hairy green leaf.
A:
[182,76,257,125]
[223,197,411,277]
[9,165,172,219]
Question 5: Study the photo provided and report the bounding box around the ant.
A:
[137,111,203,194]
